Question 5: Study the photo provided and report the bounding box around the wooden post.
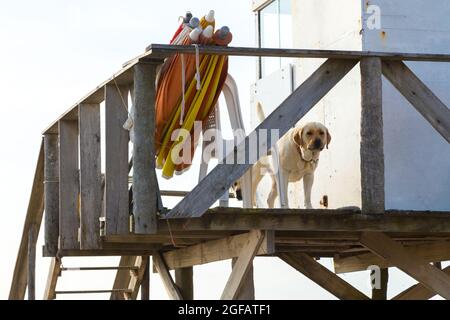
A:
[44,134,59,256]
[360,57,385,214]
[153,253,183,300]
[141,259,150,300]
[372,268,389,300]
[133,62,159,234]
[231,258,255,300]
[105,84,129,235]
[79,103,102,249]
[175,267,194,300]
[43,258,61,300]
[59,120,80,250]
[27,224,37,300]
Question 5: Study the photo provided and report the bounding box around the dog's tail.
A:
[256,101,266,123]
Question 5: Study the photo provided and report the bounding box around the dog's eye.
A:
[319,131,325,135]
[306,132,313,136]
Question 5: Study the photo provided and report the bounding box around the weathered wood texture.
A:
[167,59,358,218]
[105,84,130,235]
[27,225,37,300]
[175,267,194,300]
[133,63,159,233]
[393,266,450,300]
[44,134,59,256]
[334,241,450,273]
[279,252,369,300]
[371,268,389,300]
[59,120,79,250]
[111,256,137,300]
[153,253,183,300]
[162,231,274,270]
[146,44,450,62]
[232,257,255,300]
[360,57,385,214]
[127,256,149,300]
[221,231,264,300]
[359,232,450,299]
[43,258,61,300]
[382,60,450,143]
[79,103,102,249]
[141,261,150,300]
[159,209,450,233]
[9,140,44,300]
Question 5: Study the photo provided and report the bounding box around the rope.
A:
[194,44,201,90]
[180,53,186,125]
[165,219,182,248]
[112,76,132,118]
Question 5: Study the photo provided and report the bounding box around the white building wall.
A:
[362,0,450,210]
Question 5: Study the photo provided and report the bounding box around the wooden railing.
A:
[39,45,450,253]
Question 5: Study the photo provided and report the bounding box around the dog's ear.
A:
[294,127,305,148]
[326,129,332,149]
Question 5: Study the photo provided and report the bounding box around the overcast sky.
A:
[0,0,437,300]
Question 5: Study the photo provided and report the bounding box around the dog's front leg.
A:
[277,168,289,209]
[303,174,314,209]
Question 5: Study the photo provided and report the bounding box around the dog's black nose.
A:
[314,139,322,149]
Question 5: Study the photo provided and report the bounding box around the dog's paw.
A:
[305,203,313,209]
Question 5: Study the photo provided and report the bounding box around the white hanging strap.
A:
[180,53,186,125]
[194,44,201,90]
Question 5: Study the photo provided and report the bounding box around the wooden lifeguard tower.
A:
[8,42,450,300]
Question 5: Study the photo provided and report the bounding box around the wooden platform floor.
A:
[55,208,450,259]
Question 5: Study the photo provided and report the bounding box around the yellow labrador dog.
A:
[239,103,331,209]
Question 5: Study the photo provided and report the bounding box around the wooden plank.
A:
[9,140,44,300]
[231,257,255,300]
[153,252,183,300]
[146,44,450,62]
[105,84,129,235]
[127,256,149,300]
[252,0,274,12]
[44,134,59,256]
[160,208,450,233]
[175,267,194,300]
[59,120,79,250]
[360,57,384,214]
[133,62,159,234]
[43,258,61,300]
[79,103,102,249]
[279,252,369,300]
[334,241,450,273]
[359,232,450,299]
[221,231,264,300]
[167,59,358,218]
[162,231,274,270]
[27,225,37,300]
[141,260,150,300]
[382,60,450,143]
[111,256,137,300]
[393,266,450,300]
[371,268,389,300]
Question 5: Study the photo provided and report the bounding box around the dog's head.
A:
[293,122,331,152]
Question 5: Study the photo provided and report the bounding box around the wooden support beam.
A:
[175,267,194,300]
[59,120,79,250]
[232,257,255,300]
[133,62,159,234]
[334,241,450,273]
[153,252,183,300]
[9,140,45,300]
[167,59,358,218]
[127,256,149,300]
[105,84,129,235]
[27,225,37,300]
[111,256,137,300]
[279,252,369,300]
[79,103,102,249]
[393,266,450,300]
[43,258,61,300]
[360,57,385,214]
[44,134,59,256]
[141,260,150,300]
[382,60,450,143]
[221,230,264,300]
[162,231,274,270]
[359,232,450,300]
[371,268,389,300]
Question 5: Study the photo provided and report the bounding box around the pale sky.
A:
[0,0,440,300]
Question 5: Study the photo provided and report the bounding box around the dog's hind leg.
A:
[267,175,278,208]
[303,173,314,209]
